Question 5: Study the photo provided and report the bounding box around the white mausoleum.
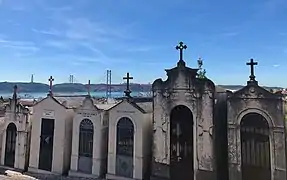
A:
[106,98,153,180]
[69,96,112,178]
[28,93,74,175]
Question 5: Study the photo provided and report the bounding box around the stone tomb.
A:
[106,98,153,180]
[28,94,74,175]
[69,96,110,178]
[0,87,31,171]
[151,44,216,180]
[227,80,287,178]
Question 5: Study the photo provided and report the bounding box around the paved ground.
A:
[0,168,104,180]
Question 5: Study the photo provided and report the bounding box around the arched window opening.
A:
[240,113,271,180]
[79,119,94,157]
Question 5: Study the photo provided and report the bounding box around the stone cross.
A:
[246,58,258,81]
[123,72,133,97]
[176,41,187,61]
[87,80,91,96]
[48,76,54,95]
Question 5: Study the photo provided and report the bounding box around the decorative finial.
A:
[123,72,133,97]
[246,58,258,85]
[175,41,187,66]
[48,76,54,96]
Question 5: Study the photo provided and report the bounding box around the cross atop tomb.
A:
[246,58,258,81]
[48,76,54,96]
[123,72,133,97]
[87,80,91,96]
[176,41,187,62]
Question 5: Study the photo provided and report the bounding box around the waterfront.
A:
[0,91,151,99]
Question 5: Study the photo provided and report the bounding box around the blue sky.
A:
[0,0,286,87]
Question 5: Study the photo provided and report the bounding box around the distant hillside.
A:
[0,82,152,93]
[0,82,283,93]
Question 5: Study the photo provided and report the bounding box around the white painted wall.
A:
[107,100,153,180]
[69,97,108,178]
[28,96,73,175]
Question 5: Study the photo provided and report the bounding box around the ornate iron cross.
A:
[123,72,133,97]
[48,76,54,95]
[176,41,187,61]
[246,58,258,81]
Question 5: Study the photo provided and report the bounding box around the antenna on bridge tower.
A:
[106,70,112,99]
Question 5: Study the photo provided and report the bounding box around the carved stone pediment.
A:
[228,84,281,100]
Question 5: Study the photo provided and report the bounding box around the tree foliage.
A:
[197,57,207,79]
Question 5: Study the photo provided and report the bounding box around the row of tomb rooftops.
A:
[0,41,286,115]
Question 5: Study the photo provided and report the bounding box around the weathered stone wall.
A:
[227,84,286,180]
[151,61,216,180]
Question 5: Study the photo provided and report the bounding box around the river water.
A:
[0,91,150,99]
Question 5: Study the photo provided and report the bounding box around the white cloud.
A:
[273,64,280,68]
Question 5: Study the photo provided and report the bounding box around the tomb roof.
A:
[107,98,148,114]
[136,102,153,113]
[54,96,86,109]
[95,103,119,110]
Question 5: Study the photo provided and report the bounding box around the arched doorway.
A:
[4,123,17,167]
[116,117,134,178]
[170,105,193,179]
[78,119,94,174]
[240,113,271,180]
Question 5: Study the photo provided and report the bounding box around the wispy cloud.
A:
[1,0,30,11]
[125,46,166,52]
[0,38,39,53]
[63,18,134,42]
[44,40,71,49]
[221,32,240,37]
[32,28,61,36]
[80,43,109,58]
[273,64,280,68]
[46,6,73,12]
[253,0,286,18]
